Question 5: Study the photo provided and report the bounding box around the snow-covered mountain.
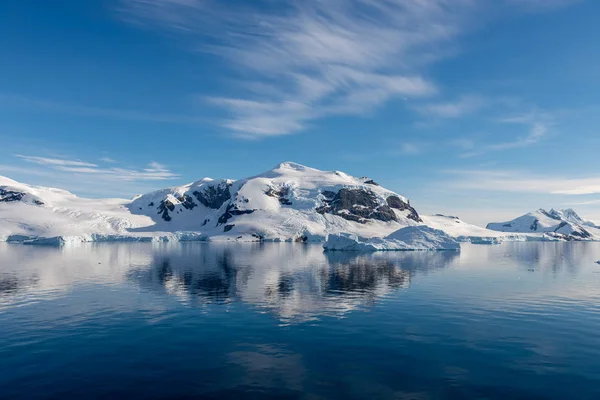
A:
[3,163,595,246]
[0,162,424,244]
[487,208,600,241]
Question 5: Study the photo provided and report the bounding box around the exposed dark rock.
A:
[157,200,175,222]
[0,189,26,203]
[554,222,592,239]
[148,202,154,207]
[218,203,255,225]
[321,190,336,199]
[364,179,378,186]
[530,219,539,231]
[178,195,197,210]
[265,186,292,206]
[193,182,231,210]
[316,188,416,224]
[224,224,235,232]
[386,195,422,222]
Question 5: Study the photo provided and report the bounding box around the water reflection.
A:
[1,241,599,321]
[128,244,459,322]
[0,243,459,321]
[485,242,597,274]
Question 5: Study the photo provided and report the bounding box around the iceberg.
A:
[323,226,460,252]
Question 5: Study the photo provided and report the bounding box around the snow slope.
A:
[0,162,423,244]
[423,214,533,244]
[3,165,595,245]
[487,209,600,241]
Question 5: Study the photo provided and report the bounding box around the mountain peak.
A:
[0,175,23,187]
[273,161,314,172]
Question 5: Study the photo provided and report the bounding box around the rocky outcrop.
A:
[0,189,26,203]
[157,200,175,222]
[265,185,292,206]
[386,195,421,222]
[192,182,231,210]
[218,204,255,225]
[179,195,197,210]
[316,188,400,224]
[0,189,44,205]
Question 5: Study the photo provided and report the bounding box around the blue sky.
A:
[1,0,599,225]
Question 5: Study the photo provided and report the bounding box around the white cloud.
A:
[416,95,487,118]
[487,122,548,151]
[16,155,98,167]
[116,0,580,138]
[118,0,477,137]
[400,143,421,155]
[460,110,553,157]
[442,169,600,195]
[100,157,118,163]
[16,154,179,182]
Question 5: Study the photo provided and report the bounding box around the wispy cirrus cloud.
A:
[116,0,580,139]
[13,154,179,182]
[415,95,487,118]
[117,0,479,137]
[459,109,553,157]
[16,155,98,168]
[442,169,600,195]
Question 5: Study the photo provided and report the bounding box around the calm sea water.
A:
[1,242,600,399]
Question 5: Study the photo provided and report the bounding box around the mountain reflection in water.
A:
[127,244,459,322]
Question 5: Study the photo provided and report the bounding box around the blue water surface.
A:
[1,242,600,399]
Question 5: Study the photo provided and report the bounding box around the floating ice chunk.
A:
[323,226,460,252]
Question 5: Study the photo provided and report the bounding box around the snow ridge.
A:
[487,208,600,241]
[2,165,598,247]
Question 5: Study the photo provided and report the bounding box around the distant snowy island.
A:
[1,162,599,250]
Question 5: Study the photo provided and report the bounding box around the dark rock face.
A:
[157,200,175,222]
[224,224,235,232]
[554,222,592,239]
[178,195,197,210]
[265,186,292,206]
[385,195,422,222]
[218,204,255,225]
[316,188,410,224]
[0,189,26,203]
[193,183,231,210]
[530,219,539,231]
[364,179,378,186]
